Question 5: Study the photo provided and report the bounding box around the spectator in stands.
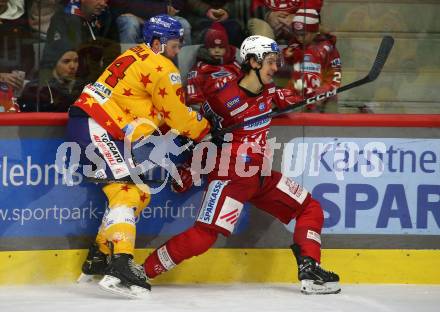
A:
[43,0,120,83]
[282,9,342,113]
[27,0,61,40]
[181,0,245,47]
[0,0,35,77]
[248,0,323,42]
[186,22,240,107]
[110,0,192,45]
[19,40,84,112]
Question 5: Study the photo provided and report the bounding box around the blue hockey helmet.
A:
[143,14,184,50]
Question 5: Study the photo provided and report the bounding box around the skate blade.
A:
[98,275,150,299]
[300,280,341,295]
[77,273,102,284]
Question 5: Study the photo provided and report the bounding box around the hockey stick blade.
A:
[203,35,395,141]
[367,35,394,82]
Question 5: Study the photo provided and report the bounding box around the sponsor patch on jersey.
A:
[306,230,321,244]
[276,175,308,204]
[83,84,109,105]
[89,119,130,179]
[243,110,272,131]
[197,180,229,225]
[301,62,321,73]
[169,73,182,85]
[225,96,241,109]
[157,245,176,270]
[92,82,112,97]
[214,196,243,234]
[230,102,248,117]
[331,58,341,67]
[211,69,232,79]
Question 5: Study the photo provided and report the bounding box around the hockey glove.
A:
[273,88,302,110]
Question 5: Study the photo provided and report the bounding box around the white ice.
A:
[0,284,439,312]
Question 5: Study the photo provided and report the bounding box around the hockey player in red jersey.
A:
[186,22,241,106]
[283,8,342,112]
[143,35,341,295]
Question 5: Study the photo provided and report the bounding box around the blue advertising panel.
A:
[282,137,440,235]
[0,138,249,238]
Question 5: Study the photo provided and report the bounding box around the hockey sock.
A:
[293,198,324,262]
[144,224,218,278]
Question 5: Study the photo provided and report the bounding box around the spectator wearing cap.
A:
[186,22,241,107]
[283,8,342,113]
[19,39,85,112]
[202,22,237,65]
[43,0,120,83]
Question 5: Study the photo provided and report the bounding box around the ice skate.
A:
[291,244,341,295]
[77,243,109,283]
[98,253,151,299]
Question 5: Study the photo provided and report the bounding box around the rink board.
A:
[0,113,439,285]
[1,248,440,285]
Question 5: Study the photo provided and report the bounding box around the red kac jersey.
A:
[283,34,342,97]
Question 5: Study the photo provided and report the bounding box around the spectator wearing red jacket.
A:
[248,0,323,41]
[283,8,342,112]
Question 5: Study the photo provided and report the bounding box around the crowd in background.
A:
[0,0,342,113]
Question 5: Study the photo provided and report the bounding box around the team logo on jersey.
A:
[169,73,182,85]
[304,55,312,62]
[258,102,266,111]
[331,58,341,67]
[211,69,232,79]
[225,96,241,109]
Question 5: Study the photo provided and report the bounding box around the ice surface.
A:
[0,284,439,312]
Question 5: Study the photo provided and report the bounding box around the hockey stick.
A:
[203,35,394,141]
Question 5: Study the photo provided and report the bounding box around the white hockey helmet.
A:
[239,35,280,63]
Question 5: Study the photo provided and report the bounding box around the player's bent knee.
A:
[102,183,151,216]
[196,180,244,236]
[191,223,219,255]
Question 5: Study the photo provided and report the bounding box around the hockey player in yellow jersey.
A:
[68,14,210,297]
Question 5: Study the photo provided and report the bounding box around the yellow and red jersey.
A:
[73,43,210,141]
